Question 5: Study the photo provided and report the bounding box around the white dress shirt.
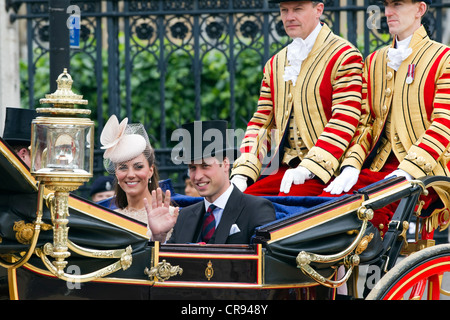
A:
[387,35,413,71]
[204,183,234,228]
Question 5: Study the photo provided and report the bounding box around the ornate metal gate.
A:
[7,0,450,194]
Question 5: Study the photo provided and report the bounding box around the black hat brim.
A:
[173,147,240,163]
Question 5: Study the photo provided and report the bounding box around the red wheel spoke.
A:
[427,275,441,300]
[409,279,426,300]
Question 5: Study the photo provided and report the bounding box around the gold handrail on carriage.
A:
[296,206,374,288]
[36,190,133,282]
[0,182,134,282]
[295,179,429,288]
[36,245,132,283]
[0,183,46,269]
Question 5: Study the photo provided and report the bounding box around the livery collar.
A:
[309,23,331,55]
[391,25,428,50]
[297,21,322,52]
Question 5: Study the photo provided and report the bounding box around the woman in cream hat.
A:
[100,115,178,237]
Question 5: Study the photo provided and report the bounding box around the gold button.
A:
[386,72,393,80]
[288,93,293,102]
[385,88,392,97]
[442,209,450,222]
[382,105,387,113]
[379,223,384,230]
[417,156,425,166]
[394,134,399,142]
[406,152,417,160]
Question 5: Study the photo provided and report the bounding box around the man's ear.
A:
[418,1,428,18]
[315,2,325,18]
[17,147,28,160]
[222,156,230,171]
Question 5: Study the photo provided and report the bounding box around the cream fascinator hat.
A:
[100,115,153,174]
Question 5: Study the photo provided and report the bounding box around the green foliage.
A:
[20,39,267,150]
[20,56,50,108]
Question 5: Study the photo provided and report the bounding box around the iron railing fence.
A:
[8,0,450,195]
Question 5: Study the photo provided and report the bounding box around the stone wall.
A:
[0,0,21,135]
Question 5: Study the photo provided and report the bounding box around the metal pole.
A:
[49,0,70,92]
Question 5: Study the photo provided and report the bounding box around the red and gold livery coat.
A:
[341,26,450,209]
[231,23,363,184]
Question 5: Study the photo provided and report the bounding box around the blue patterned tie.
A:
[201,204,217,243]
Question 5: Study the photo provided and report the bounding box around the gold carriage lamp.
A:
[31,68,93,183]
[29,69,132,280]
[30,68,93,276]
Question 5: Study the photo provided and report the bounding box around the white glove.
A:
[385,169,413,181]
[231,174,248,192]
[280,166,314,194]
[324,166,360,195]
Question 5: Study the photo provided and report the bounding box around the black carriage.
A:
[1,137,449,301]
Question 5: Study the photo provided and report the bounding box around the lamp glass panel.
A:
[31,121,93,175]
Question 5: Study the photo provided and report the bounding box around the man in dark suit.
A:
[148,120,276,244]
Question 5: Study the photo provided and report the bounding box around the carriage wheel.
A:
[366,244,450,300]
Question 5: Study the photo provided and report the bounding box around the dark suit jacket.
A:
[167,186,275,244]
